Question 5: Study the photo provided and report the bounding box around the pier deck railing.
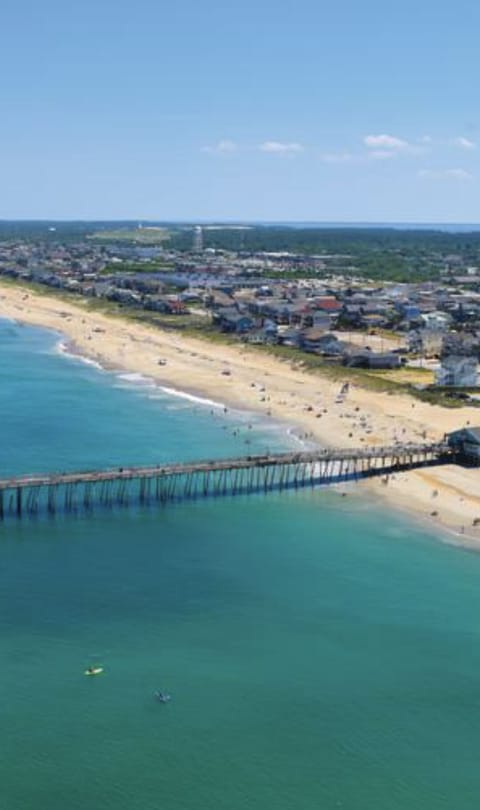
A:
[0,442,452,520]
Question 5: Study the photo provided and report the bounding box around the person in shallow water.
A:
[154,691,171,703]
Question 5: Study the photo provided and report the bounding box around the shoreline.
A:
[57,335,317,452]
[2,280,480,545]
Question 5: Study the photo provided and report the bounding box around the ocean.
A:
[2,319,480,809]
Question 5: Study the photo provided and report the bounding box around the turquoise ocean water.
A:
[2,319,480,809]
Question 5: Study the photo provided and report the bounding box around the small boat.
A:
[85,667,104,676]
[154,690,171,703]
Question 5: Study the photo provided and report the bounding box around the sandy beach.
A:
[2,280,480,543]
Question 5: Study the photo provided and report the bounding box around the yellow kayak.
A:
[84,667,104,676]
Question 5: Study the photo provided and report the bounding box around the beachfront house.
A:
[301,330,345,356]
[215,308,255,333]
[447,428,480,462]
[407,329,443,357]
[278,326,303,348]
[301,328,329,353]
[435,355,478,387]
[344,350,401,369]
[143,296,171,313]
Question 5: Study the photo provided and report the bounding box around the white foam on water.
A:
[159,385,226,410]
[55,340,104,370]
[286,427,319,451]
[51,336,313,454]
[117,372,156,387]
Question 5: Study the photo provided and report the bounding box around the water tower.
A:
[193,226,203,252]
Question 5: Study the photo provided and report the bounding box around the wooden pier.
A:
[0,442,453,521]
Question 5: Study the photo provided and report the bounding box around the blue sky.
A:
[1,0,478,222]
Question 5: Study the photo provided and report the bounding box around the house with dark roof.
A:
[344,350,401,369]
[278,327,303,348]
[214,308,255,333]
[301,330,345,355]
[448,427,480,461]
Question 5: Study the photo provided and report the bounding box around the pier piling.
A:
[0,442,453,522]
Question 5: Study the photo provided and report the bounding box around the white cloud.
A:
[418,168,472,181]
[453,136,476,150]
[259,141,304,154]
[202,139,238,154]
[364,134,408,150]
[419,135,433,144]
[364,133,428,158]
[320,151,353,163]
[368,150,396,160]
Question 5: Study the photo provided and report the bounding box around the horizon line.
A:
[1,218,480,228]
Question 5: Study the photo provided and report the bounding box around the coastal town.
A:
[2,224,480,395]
[6,0,480,805]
